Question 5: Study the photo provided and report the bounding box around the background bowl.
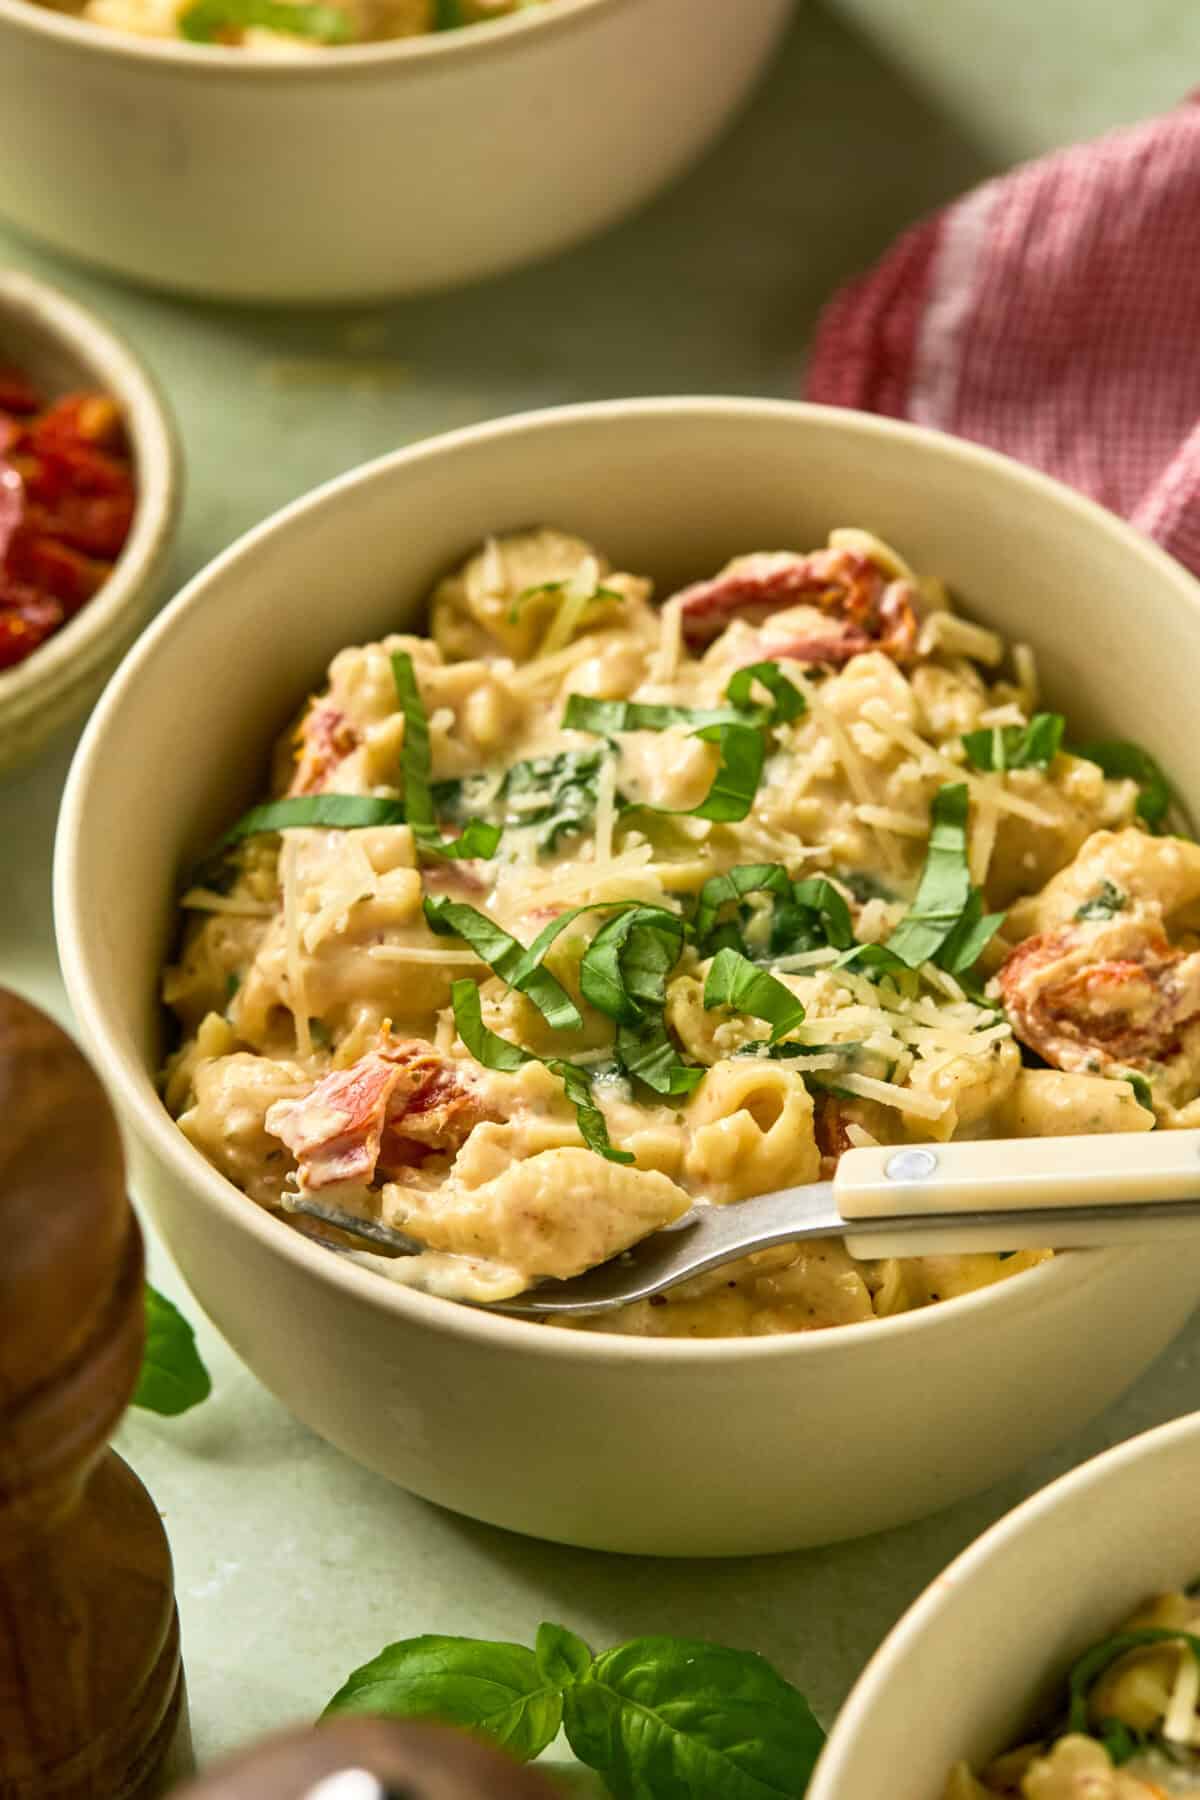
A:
[0,0,795,304]
[808,1409,1200,1799]
[0,268,180,771]
[54,399,1200,1555]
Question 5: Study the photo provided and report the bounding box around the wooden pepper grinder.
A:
[0,988,193,1797]
[173,1718,563,1799]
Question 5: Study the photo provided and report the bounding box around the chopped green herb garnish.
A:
[500,750,605,851]
[423,897,583,1033]
[1076,738,1176,832]
[562,695,744,736]
[506,580,624,625]
[770,876,856,958]
[693,864,793,947]
[213,794,408,852]
[961,712,1065,772]
[180,0,351,41]
[1067,1630,1200,1738]
[392,652,502,861]
[703,948,806,1045]
[883,784,1006,974]
[450,981,632,1163]
[723,660,807,727]
[1075,880,1127,921]
[1117,1068,1156,1118]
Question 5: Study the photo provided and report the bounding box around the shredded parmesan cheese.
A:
[1163,1644,1200,1746]
[825,1071,950,1119]
[593,753,617,869]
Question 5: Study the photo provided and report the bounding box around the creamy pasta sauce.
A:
[949,1590,1200,1798]
[161,525,1200,1334]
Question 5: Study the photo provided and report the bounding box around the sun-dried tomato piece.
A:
[0,369,41,415]
[288,701,361,795]
[6,529,107,613]
[0,591,64,669]
[998,917,1200,1073]
[26,491,136,560]
[676,547,920,667]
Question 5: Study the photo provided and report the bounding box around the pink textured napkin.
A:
[805,99,1200,577]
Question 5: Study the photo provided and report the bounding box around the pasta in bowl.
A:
[54,399,1200,1552]
[162,521,1189,1332]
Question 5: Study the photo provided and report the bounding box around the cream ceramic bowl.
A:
[0,268,180,772]
[0,0,794,304]
[809,1410,1200,1799]
[54,399,1200,1555]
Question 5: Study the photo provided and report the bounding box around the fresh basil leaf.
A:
[935,888,1007,975]
[501,750,606,852]
[180,0,351,39]
[562,1636,826,1800]
[1075,879,1127,922]
[724,661,806,727]
[1098,1717,1145,1766]
[1076,739,1176,832]
[451,982,633,1163]
[432,0,464,25]
[842,870,895,904]
[536,1623,594,1689]
[694,864,793,946]
[424,898,582,1032]
[675,721,767,824]
[392,652,502,861]
[579,906,685,1023]
[554,1061,635,1164]
[961,712,1065,772]
[776,877,856,954]
[1067,1631,1200,1737]
[322,1634,562,1762]
[616,1015,705,1096]
[885,783,975,968]
[562,695,743,736]
[508,581,624,625]
[703,948,805,1044]
[1115,1068,1156,1119]
[133,1286,212,1417]
[213,793,408,853]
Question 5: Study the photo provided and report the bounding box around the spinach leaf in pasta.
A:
[961,712,1065,772]
[450,981,633,1163]
[703,949,806,1045]
[1075,738,1176,832]
[498,750,607,851]
[423,897,583,1032]
[392,652,502,861]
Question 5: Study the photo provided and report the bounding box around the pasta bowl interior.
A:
[55,399,1200,1555]
[809,1410,1200,1800]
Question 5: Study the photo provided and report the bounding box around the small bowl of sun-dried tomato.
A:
[0,268,181,770]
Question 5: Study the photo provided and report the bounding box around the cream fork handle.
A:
[834,1131,1200,1258]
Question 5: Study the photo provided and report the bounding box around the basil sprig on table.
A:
[451,981,632,1163]
[324,1622,826,1799]
[133,1286,212,1417]
[180,0,351,40]
[961,712,1065,773]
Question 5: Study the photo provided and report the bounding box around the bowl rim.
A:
[53,394,1200,1367]
[0,0,628,79]
[807,1407,1200,1798]
[0,267,181,708]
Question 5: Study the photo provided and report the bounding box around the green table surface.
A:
[3,2,1199,1779]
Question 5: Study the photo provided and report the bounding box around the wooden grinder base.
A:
[0,990,194,1797]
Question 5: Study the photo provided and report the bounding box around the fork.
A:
[286,1130,1200,1318]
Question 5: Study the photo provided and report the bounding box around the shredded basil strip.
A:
[1116,1068,1156,1118]
[213,793,408,851]
[562,695,745,735]
[1066,1630,1200,1737]
[617,720,766,825]
[723,660,807,727]
[616,1015,705,1095]
[703,948,806,1044]
[507,581,624,625]
[423,897,583,1032]
[772,876,856,957]
[579,906,686,1024]
[432,0,464,25]
[1076,738,1176,832]
[180,0,351,38]
[392,651,502,860]
[883,784,1006,973]
[961,712,1065,772]
[693,864,794,946]
[451,981,633,1163]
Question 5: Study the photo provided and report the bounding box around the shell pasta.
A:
[160,524,1196,1333]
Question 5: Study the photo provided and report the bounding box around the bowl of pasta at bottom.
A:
[808,1411,1200,1800]
[53,397,1200,1556]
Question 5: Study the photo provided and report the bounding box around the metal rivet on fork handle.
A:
[884,1148,940,1182]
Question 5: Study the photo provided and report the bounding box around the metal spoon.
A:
[287,1130,1200,1319]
